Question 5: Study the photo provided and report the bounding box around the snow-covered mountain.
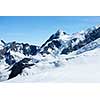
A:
[0,25,100,82]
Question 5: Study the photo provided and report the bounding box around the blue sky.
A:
[0,16,100,45]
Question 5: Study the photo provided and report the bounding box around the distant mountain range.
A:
[0,25,100,82]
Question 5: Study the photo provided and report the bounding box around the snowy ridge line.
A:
[0,24,100,82]
[70,38,100,55]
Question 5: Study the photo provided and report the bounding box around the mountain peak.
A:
[1,24,100,82]
[56,29,67,36]
[95,24,100,29]
[56,29,63,33]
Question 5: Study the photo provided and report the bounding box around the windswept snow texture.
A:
[1,25,100,82]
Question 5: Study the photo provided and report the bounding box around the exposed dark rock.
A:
[8,58,34,80]
[5,51,16,65]
[52,40,61,48]
[1,40,6,45]
[41,30,67,48]
[61,27,100,55]
[61,48,69,55]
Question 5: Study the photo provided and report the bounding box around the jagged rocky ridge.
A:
[0,40,40,64]
[41,26,100,55]
[0,25,100,81]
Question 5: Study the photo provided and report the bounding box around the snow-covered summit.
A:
[1,24,100,82]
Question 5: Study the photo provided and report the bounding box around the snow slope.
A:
[5,47,100,82]
[1,25,100,82]
[69,38,100,56]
